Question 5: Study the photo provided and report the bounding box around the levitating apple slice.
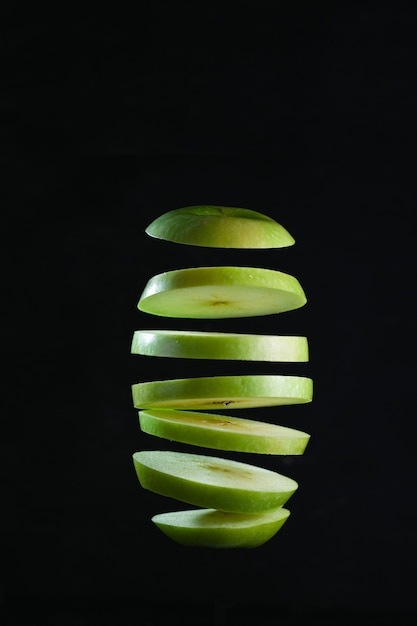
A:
[132,374,312,410]
[152,507,290,548]
[145,206,295,249]
[139,410,310,455]
[137,266,306,318]
[133,450,298,513]
[131,330,309,362]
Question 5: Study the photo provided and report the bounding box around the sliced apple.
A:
[137,266,306,319]
[131,330,309,362]
[132,374,312,410]
[152,507,290,548]
[133,450,298,513]
[145,206,295,249]
[139,409,310,455]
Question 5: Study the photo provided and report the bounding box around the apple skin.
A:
[133,208,312,547]
[145,205,295,249]
[137,266,306,319]
[151,507,290,548]
[131,330,309,362]
[132,374,313,410]
[138,409,310,455]
[133,450,298,513]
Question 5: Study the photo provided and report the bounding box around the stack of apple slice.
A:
[131,206,313,548]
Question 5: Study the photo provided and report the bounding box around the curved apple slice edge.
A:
[138,409,311,455]
[151,506,291,548]
[131,329,309,362]
[132,450,298,515]
[145,206,295,249]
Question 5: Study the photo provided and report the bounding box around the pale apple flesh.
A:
[131,330,309,362]
[138,409,310,455]
[145,206,296,249]
[132,208,312,548]
[133,450,298,513]
[137,266,306,319]
[151,506,290,548]
[132,374,313,410]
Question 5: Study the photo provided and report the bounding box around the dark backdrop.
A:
[3,3,417,626]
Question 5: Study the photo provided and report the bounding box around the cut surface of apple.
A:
[133,450,298,513]
[139,409,310,455]
[145,206,295,249]
[152,506,290,548]
[137,266,306,318]
[132,374,313,410]
[131,330,309,362]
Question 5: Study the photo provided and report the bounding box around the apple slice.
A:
[133,450,298,513]
[139,409,310,455]
[132,374,312,410]
[131,330,309,362]
[151,507,290,548]
[145,206,295,249]
[137,266,306,318]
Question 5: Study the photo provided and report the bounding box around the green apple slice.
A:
[133,450,298,513]
[137,266,306,318]
[152,507,290,548]
[132,374,312,410]
[139,409,310,455]
[131,330,309,362]
[145,206,295,249]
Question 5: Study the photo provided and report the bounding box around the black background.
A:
[3,2,417,625]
